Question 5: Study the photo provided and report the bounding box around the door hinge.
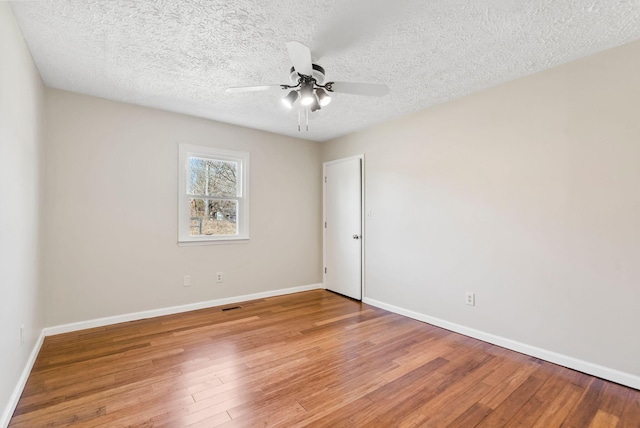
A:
[324,221,327,228]
[324,267,327,274]
[324,176,327,183]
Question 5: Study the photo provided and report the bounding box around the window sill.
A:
[178,238,249,246]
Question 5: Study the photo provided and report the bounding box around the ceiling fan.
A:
[225,42,389,131]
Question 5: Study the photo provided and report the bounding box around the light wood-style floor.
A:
[10,290,640,427]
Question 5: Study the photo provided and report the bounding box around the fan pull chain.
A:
[296,107,311,132]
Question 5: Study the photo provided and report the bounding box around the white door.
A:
[324,156,362,300]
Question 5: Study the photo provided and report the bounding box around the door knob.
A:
[353,234,360,239]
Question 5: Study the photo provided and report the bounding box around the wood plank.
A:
[588,410,619,428]
[447,402,493,427]
[530,382,584,428]
[618,390,640,428]
[562,377,607,427]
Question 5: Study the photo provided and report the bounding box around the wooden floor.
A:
[10,290,640,427]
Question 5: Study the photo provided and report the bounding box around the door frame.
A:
[322,154,365,300]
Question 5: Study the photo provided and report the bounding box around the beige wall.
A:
[323,40,640,377]
[0,3,45,424]
[43,89,322,326]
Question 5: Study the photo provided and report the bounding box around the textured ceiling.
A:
[10,0,640,142]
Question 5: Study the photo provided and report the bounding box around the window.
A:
[178,144,249,243]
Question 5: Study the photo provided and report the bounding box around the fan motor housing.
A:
[290,64,325,84]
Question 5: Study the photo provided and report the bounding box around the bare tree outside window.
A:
[188,158,238,236]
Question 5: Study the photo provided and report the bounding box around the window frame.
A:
[178,143,250,244]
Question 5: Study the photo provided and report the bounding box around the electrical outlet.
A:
[183,275,191,287]
[465,292,475,306]
[20,325,24,344]
[216,272,223,283]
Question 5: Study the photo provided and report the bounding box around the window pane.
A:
[189,198,237,236]
[188,157,238,197]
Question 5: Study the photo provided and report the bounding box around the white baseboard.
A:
[363,297,640,390]
[45,283,323,336]
[1,330,45,428]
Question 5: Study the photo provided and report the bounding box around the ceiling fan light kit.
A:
[226,41,389,131]
[316,88,331,107]
[282,90,299,108]
[299,81,315,106]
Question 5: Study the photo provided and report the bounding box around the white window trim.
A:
[178,144,250,244]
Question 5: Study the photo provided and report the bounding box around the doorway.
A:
[323,155,364,300]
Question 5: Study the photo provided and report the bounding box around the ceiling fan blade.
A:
[327,82,390,97]
[225,85,283,93]
[286,41,313,76]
